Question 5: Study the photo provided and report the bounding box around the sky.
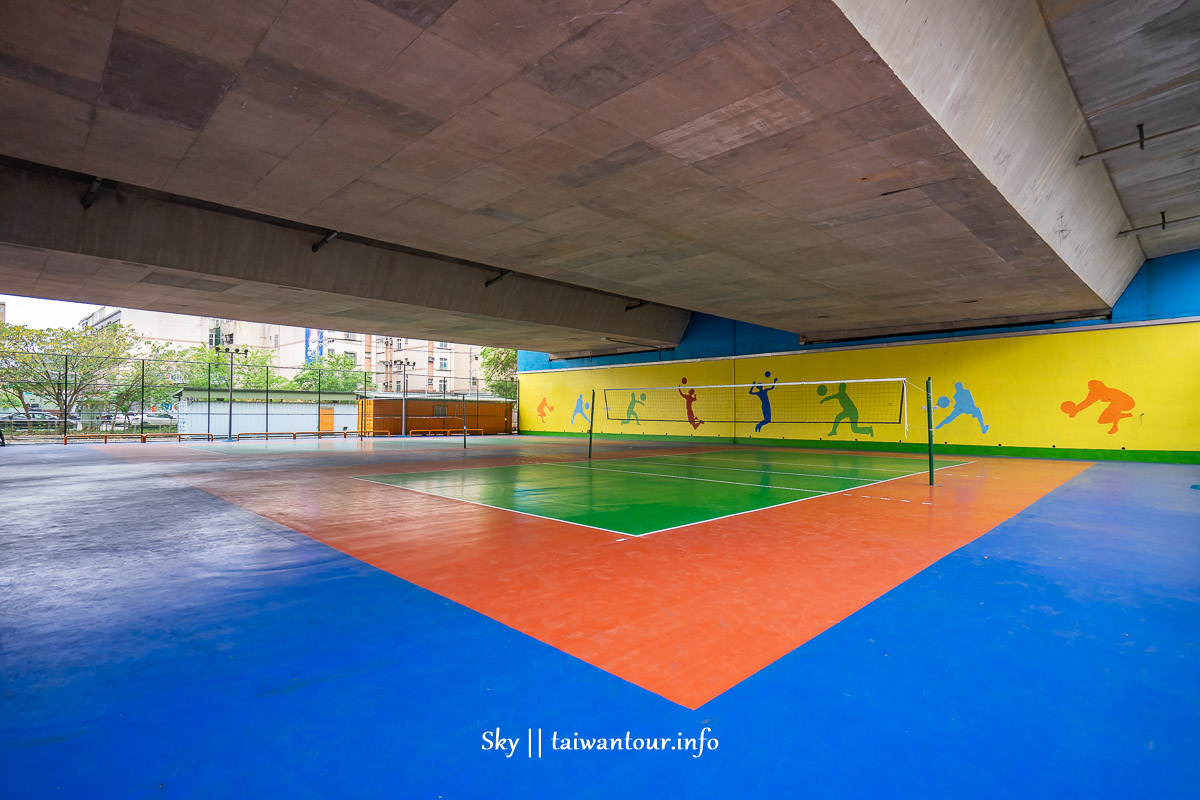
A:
[0,295,100,329]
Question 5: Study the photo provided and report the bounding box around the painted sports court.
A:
[2,2,1199,798]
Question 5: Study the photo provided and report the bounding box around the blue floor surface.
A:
[2,458,1197,798]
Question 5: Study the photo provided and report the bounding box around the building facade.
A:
[79,307,482,394]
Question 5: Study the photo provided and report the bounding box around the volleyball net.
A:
[603,377,909,430]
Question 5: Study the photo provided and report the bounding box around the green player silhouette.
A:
[621,392,646,426]
[818,383,874,437]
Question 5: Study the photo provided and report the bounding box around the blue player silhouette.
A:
[570,394,591,426]
[936,382,987,434]
[749,372,778,432]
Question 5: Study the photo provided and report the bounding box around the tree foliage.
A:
[479,347,517,399]
[174,345,280,390]
[291,352,372,393]
[0,321,143,428]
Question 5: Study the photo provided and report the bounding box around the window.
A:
[347,352,356,366]
[438,378,447,393]
[438,358,448,370]
[208,328,221,346]
[436,341,450,349]
[433,404,448,417]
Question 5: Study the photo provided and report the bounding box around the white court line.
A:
[353,458,976,540]
[633,460,971,537]
[549,462,825,493]
[667,451,934,473]
[350,476,629,537]
[617,459,883,482]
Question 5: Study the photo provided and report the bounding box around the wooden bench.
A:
[236,431,296,440]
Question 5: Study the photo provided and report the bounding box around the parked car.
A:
[0,411,77,431]
[99,412,132,430]
[125,412,177,427]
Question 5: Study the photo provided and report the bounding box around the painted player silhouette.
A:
[936,382,988,433]
[621,392,646,426]
[749,372,778,432]
[1061,380,1135,434]
[678,377,703,430]
[536,397,554,423]
[570,394,590,426]
[818,382,874,437]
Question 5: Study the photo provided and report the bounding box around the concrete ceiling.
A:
[0,0,1167,354]
[1040,0,1200,259]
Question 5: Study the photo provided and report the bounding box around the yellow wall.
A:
[518,321,1200,455]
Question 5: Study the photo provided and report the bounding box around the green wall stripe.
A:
[516,429,1199,464]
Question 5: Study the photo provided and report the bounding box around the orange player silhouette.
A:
[536,397,554,423]
[678,379,703,430]
[1061,380,1135,434]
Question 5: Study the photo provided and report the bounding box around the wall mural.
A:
[678,377,703,430]
[818,382,874,437]
[570,394,591,426]
[1061,380,1135,434]
[749,372,778,432]
[517,322,1197,456]
[936,381,988,434]
[621,392,646,426]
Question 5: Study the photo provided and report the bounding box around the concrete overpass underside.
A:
[1,0,1191,354]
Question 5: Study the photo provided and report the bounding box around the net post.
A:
[925,376,934,486]
[588,389,595,459]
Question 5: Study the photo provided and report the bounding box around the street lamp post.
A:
[214,345,248,440]
[397,358,415,435]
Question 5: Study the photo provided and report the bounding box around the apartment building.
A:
[79,307,482,393]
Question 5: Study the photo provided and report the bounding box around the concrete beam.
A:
[834,0,1145,303]
[0,163,688,356]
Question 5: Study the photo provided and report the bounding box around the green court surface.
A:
[361,450,966,536]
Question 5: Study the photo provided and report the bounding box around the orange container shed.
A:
[358,394,514,436]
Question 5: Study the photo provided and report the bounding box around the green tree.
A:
[94,342,189,414]
[0,321,142,430]
[175,345,284,391]
[479,347,517,399]
[292,352,372,393]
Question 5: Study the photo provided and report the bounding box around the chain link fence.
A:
[0,351,516,443]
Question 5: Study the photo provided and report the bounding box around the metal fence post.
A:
[62,354,68,437]
[227,351,234,441]
[140,359,145,436]
[265,364,270,434]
